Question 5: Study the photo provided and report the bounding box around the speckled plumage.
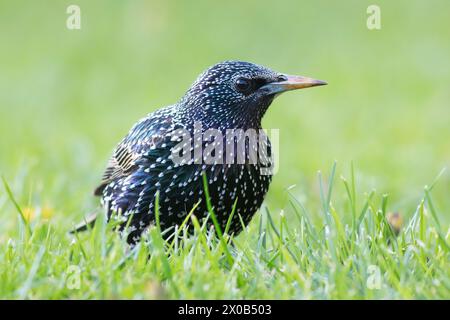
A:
[80,61,325,243]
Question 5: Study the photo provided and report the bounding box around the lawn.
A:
[0,0,449,299]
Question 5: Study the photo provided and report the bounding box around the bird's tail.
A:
[70,211,99,234]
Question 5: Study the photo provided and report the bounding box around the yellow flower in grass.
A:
[387,212,403,236]
[22,205,54,223]
[144,281,167,299]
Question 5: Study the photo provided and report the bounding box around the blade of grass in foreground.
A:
[341,162,357,235]
[2,175,32,236]
[202,173,234,266]
[224,197,238,236]
[166,200,201,254]
[318,161,337,228]
[152,191,180,296]
[17,245,46,299]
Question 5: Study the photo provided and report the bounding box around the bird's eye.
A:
[235,78,253,94]
[277,75,288,82]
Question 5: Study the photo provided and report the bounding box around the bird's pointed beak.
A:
[262,75,327,95]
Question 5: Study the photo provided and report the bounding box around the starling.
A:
[74,61,326,243]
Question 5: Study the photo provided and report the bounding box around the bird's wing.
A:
[72,109,179,235]
[93,113,174,196]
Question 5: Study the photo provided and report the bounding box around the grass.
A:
[0,163,448,299]
[0,0,449,299]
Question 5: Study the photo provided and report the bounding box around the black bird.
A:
[74,61,326,243]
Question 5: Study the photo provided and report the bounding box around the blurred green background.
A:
[1,0,449,234]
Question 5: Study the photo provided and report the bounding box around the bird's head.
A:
[179,61,326,129]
